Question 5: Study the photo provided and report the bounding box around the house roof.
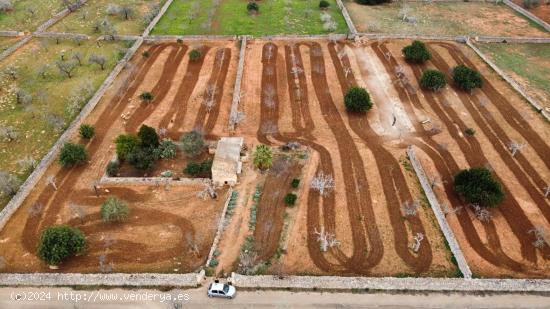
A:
[212,137,243,178]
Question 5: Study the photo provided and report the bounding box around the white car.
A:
[207,282,236,299]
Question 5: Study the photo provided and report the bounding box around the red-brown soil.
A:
[513,0,550,24]
[0,40,238,273]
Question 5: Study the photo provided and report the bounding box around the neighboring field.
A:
[477,43,550,110]
[152,0,348,36]
[513,0,550,24]
[0,0,61,32]
[0,40,239,273]
[49,0,165,36]
[344,1,549,37]
[0,38,127,210]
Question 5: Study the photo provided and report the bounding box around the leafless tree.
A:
[261,121,278,135]
[470,204,492,222]
[15,89,32,105]
[0,126,17,142]
[36,64,50,79]
[26,6,36,17]
[442,203,462,216]
[229,111,246,126]
[0,171,20,197]
[185,232,201,256]
[265,44,274,61]
[69,203,86,223]
[102,234,116,248]
[62,0,83,12]
[544,184,550,198]
[263,84,277,108]
[47,175,58,191]
[3,65,18,80]
[99,19,117,40]
[28,202,43,218]
[314,227,340,252]
[99,254,113,273]
[72,51,84,66]
[508,140,526,157]
[204,85,218,111]
[310,172,335,197]
[402,200,419,217]
[106,3,120,15]
[119,6,134,20]
[0,0,13,11]
[197,182,217,200]
[17,156,37,173]
[89,53,107,70]
[56,60,77,78]
[529,226,548,249]
[45,113,66,132]
[411,232,424,253]
[398,2,412,21]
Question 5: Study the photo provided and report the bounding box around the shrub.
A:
[180,131,204,158]
[79,124,95,139]
[247,2,259,12]
[355,0,391,4]
[158,140,177,159]
[189,49,202,61]
[253,144,273,170]
[37,225,86,266]
[127,147,155,170]
[142,51,150,58]
[139,91,154,103]
[420,70,446,91]
[101,196,130,223]
[115,134,139,161]
[106,161,119,177]
[464,128,476,136]
[319,0,330,8]
[402,40,431,64]
[454,167,504,208]
[184,159,212,177]
[453,64,483,92]
[291,178,300,188]
[59,143,88,167]
[138,124,159,148]
[344,87,372,113]
[284,193,298,206]
[0,171,20,197]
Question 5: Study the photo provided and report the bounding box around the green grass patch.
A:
[477,43,550,109]
[0,0,62,32]
[0,38,126,210]
[49,0,165,36]
[153,0,348,36]
[0,36,19,53]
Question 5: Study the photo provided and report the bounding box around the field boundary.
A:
[336,0,358,38]
[504,0,550,32]
[231,273,550,292]
[146,35,238,42]
[98,176,210,186]
[0,35,31,62]
[0,31,23,37]
[358,33,467,42]
[0,273,201,287]
[474,36,550,43]
[466,38,550,121]
[33,32,90,41]
[205,189,234,268]
[407,146,472,279]
[142,0,175,37]
[35,0,88,33]
[228,36,248,131]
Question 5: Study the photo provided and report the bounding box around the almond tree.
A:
[314,227,340,252]
[310,172,335,197]
[411,232,424,253]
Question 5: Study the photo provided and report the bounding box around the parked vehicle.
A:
[207,281,236,299]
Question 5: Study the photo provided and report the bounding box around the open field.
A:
[152,0,348,36]
[0,0,61,32]
[0,38,126,210]
[49,0,165,36]
[345,1,549,37]
[476,42,550,110]
[0,40,239,273]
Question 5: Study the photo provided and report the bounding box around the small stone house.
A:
[211,137,244,186]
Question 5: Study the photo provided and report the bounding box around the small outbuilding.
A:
[211,137,244,186]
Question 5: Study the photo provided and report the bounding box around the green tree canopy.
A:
[138,125,159,148]
[114,134,139,161]
[180,131,205,158]
[402,40,432,64]
[253,144,273,170]
[37,225,86,266]
[453,64,483,92]
[420,69,447,91]
[454,167,504,208]
[101,196,130,223]
[59,143,88,167]
[344,87,373,113]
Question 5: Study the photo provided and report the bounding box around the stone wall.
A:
[335,0,358,38]
[99,176,210,186]
[0,31,23,37]
[231,273,550,292]
[407,146,472,278]
[145,35,238,42]
[228,36,248,131]
[358,33,467,42]
[0,36,32,62]
[0,273,200,287]
[466,39,550,121]
[35,0,88,33]
[474,36,550,43]
[142,0,175,37]
[33,32,90,41]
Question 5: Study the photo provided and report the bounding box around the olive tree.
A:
[402,40,431,64]
[180,131,204,158]
[452,64,483,92]
[420,69,446,91]
[59,143,88,167]
[344,87,372,113]
[0,171,20,198]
